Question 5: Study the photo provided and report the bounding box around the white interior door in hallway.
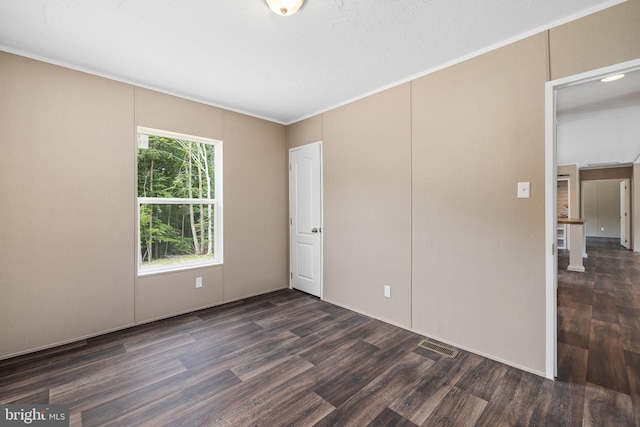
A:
[289,142,322,297]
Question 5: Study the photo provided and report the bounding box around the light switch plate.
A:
[517,182,530,199]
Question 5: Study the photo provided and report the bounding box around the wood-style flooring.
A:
[557,236,640,426]
[0,244,637,425]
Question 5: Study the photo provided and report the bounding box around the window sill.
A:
[137,259,223,277]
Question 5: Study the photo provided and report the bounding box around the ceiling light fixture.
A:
[265,0,304,16]
[600,74,625,83]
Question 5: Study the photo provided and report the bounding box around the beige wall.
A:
[581,166,633,181]
[549,0,640,80]
[222,111,289,302]
[287,116,322,149]
[0,52,136,357]
[137,267,224,322]
[0,52,288,359]
[412,34,548,372]
[136,87,223,140]
[322,84,412,327]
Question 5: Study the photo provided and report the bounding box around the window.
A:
[137,127,222,274]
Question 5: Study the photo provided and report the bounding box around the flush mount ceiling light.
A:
[600,74,625,83]
[265,0,304,16]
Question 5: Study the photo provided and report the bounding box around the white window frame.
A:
[136,126,223,276]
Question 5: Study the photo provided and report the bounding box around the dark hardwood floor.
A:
[0,247,638,426]
[558,236,640,426]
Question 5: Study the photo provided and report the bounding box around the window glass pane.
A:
[139,203,215,269]
[138,136,215,199]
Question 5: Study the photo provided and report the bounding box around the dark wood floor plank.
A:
[583,382,634,426]
[82,368,240,427]
[49,355,187,408]
[221,338,387,427]
[96,330,313,427]
[183,329,301,375]
[556,342,587,384]
[122,332,195,355]
[0,342,126,390]
[627,366,640,427]
[592,290,619,324]
[558,284,594,306]
[423,386,487,427]
[165,356,314,426]
[388,352,483,425]
[308,340,381,393]
[0,339,88,372]
[221,336,389,426]
[314,351,435,426]
[313,331,421,408]
[473,367,545,426]
[4,389,49,405]
[366,408,418,427]
[455,357,508,401]
[187,315,265,343]
[227,313,372,383]
[528,379,584,427]
[362,320,408,348]
[254,392,335,427]
[112,314,202,343]
[619,308,640,354]
[298,318,378,365]
[617,289,640,310]
[178,323,269,369]
[586,319,630,394]
[258,307,330,332]
[593,272,616,295]
[557,306,592,349]
[625,350,640,369]
[289,310,352,338]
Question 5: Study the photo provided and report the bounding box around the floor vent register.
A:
[418,339,459,359]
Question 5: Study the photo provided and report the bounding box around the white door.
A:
[289,143,322,297]
[620,179,631,249]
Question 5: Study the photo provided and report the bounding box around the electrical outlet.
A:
[517,182,530,199]
[384,285,391,298]
[195,277,203,288]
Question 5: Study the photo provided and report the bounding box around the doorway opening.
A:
[545,58,640,379]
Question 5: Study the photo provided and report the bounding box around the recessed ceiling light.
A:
[600,74,625,83]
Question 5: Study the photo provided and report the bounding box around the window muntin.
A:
[137,127,222,274]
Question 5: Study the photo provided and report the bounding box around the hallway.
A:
[558,237,640,424]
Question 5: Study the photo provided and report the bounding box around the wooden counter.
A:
[557,218,584,225]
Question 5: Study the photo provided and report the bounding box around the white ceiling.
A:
[557,68,640,168]
[0,0,627,124]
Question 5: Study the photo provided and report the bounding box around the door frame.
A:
[621,178,631,249]
[289,141,324,299]
[545,58,640,379]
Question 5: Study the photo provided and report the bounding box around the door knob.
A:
[311,228,318,233]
